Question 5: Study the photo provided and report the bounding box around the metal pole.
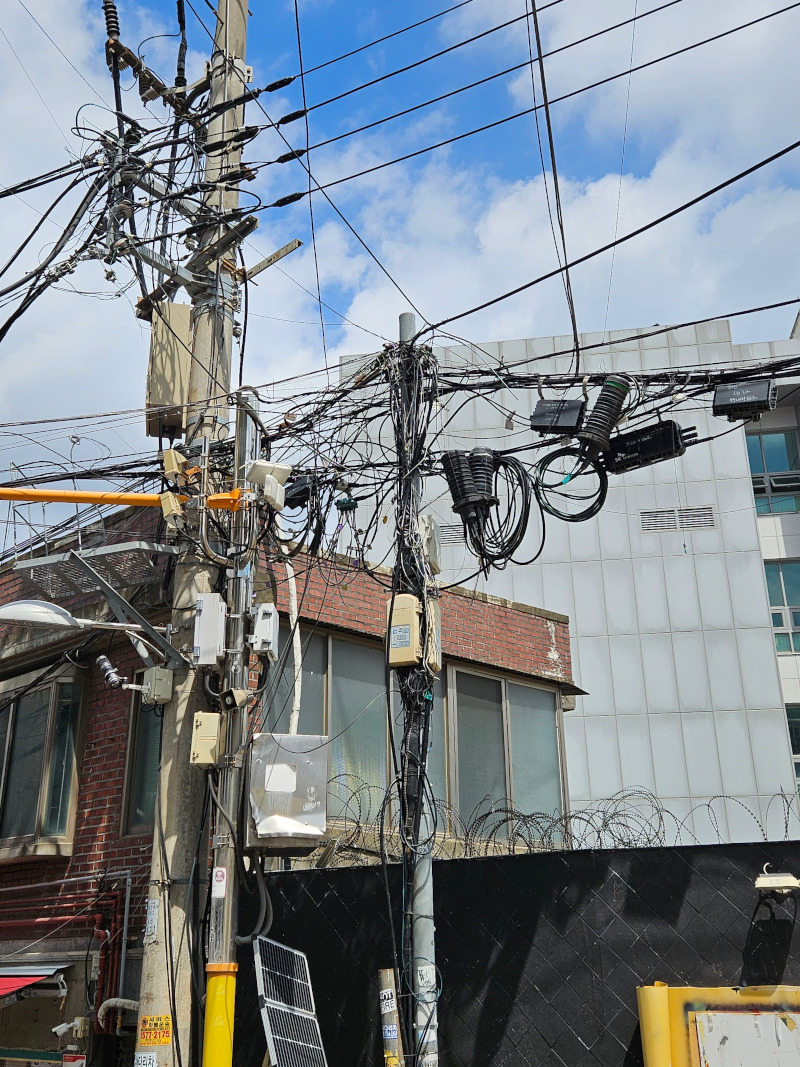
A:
[396,313,439,1067]
[203,400,258,1067]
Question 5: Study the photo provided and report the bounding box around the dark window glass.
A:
[766,563,783,607]
[266,626,325,736]
[125,698,161,834]
[786,707,800,756]
[329,640,386,822]
[746,435,764,474]
[455,672,506,827]
[783,563,800,606]
[508,684,561,817]
[42,683,81,836]
[776,633,792,653]
[762,432,800,473]
[0,688,50,838]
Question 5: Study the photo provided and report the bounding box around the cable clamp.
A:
[212,833,232,849]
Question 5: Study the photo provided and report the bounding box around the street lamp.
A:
[0,599,166,633]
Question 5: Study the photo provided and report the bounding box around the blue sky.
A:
[1,0,800,445]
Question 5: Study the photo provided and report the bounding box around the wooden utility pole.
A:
[134,4,251,1067]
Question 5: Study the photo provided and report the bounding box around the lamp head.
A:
[0,600,83,629]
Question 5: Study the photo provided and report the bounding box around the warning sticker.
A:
[134,1056,157,1067]
[390,625,411,649]
[211,866,228,899]
[379,988,396,1015]
[382,1024,398,1040]
[138,1014,172,1046]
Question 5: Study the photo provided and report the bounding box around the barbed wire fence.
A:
[308,775,800,867]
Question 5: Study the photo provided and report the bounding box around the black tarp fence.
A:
[235,841,800,1066]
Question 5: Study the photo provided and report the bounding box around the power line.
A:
[301,1,800,194]
[302,0,567,77]
[426,126,800,330]
[15,0,108,104]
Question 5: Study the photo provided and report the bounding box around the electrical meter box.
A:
[250,603,279,660]
[146,301,192,438]
[193,592,227,665]
[425,600,442,673]
[246,733,328,855]
[190,711,224,767]
[386,594,422,666]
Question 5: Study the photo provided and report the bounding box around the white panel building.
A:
[411,318,800,842]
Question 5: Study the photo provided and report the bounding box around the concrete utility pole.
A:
[134,4,251,1067]
[396,313,439,1067]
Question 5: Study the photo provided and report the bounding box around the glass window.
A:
[124,694,161,835]
[0,689,51,839]
[0,678,83,844]
[329,639,387,822]
[762,432,799,473]
[265,625,326,736]
[455,672,506,824]
[767,562,800,653]
[747,432,800,512]
[43,683,82,836]
[508,683,561,817]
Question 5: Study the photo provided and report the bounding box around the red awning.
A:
[0,974,47,996]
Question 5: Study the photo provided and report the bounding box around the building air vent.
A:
[640,507,715,532]
[438,523,465,545]
[640,509,678,532]
[677,506,715,529]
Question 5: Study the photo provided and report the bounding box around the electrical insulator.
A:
[102,0,120,39]
[577,376,631,453]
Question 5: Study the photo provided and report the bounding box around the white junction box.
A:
[246,732,328,855]
[193,592,227,665]
[190,711,223,767]
[249,603,279,660]
[418,513,442,575]
[386,594,422,666]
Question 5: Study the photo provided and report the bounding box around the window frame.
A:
[746,429,800,514]
[0,666,86,858]
[447,662,567,824]
[269,623,567,829]
[765,561,800,654]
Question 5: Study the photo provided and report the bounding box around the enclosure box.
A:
[246,732,328,855]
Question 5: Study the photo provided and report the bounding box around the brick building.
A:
[0,514,577,1063]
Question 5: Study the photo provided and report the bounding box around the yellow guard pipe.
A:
[203,963,237,1065]
[0,486,244,510]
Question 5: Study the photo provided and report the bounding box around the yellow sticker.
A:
[139,1014,172,1046]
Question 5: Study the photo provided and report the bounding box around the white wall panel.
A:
[608,637,647,715]
[633,557,670,633]
[577,637,614,716]
[616,716,656,792]
[715,712,758,795]
[705,630,745,712]
[572,562,606,637]
[737,629,783,711]
[640,634,680,713]
[681,713,723,795]
[663,555,702,631]
[672,632,712,713]
[746,709,796,794]
[648,715,690,798]
[602,559,638,635]
[562,714,590,803]
[584,716,623,797]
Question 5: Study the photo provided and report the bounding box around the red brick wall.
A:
[261,554,573,686]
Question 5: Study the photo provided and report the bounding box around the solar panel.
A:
[254,937,328,1067]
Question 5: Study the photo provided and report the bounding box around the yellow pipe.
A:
[0,486,245,511]
[637,983,672,1067]
[202,963,237,1067]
